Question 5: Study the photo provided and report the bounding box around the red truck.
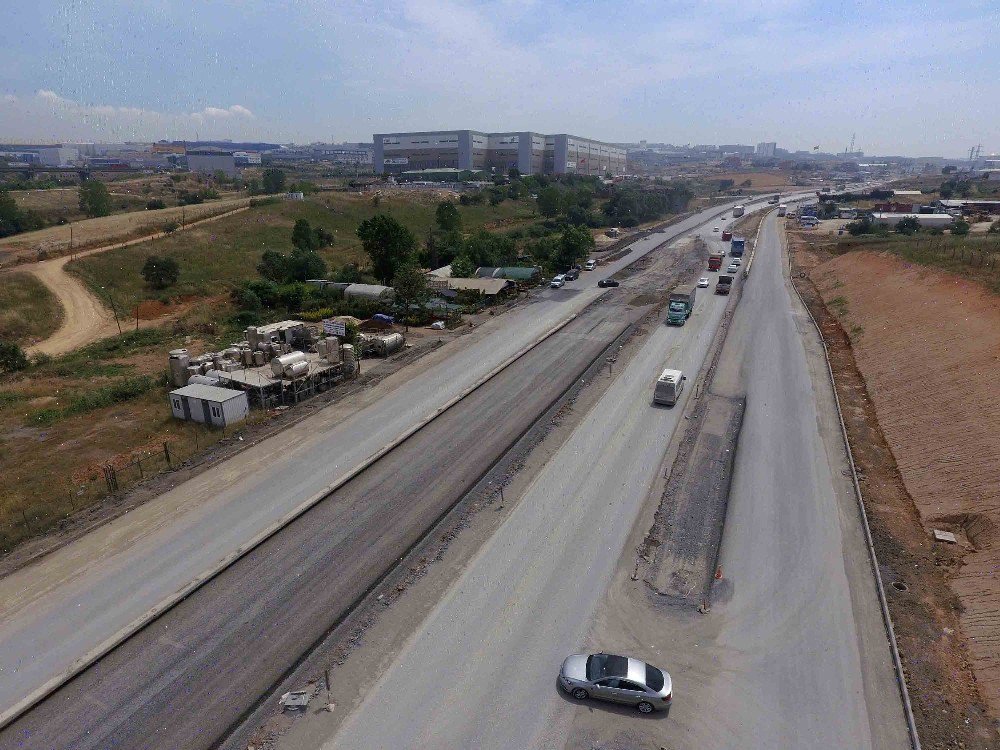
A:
[708,253,724,271]
[721,229,732,242]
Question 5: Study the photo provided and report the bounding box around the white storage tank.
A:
[375,333,405,356]
[286,360,310,379]
[168,349,190,387]
[271,351,308,377]
[185,365,202,382]
[188,374,221,386]
[341,344,357,376]
[252,351,265,367]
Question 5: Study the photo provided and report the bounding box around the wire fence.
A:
[0,422,237,554]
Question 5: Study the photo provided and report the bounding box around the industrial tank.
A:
[271,351,308,377]
[374,333,405,356]
[168,349,190,386]
[341,344,357,376]
[286,361,310,379]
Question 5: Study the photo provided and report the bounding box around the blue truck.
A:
[730,236,746,257]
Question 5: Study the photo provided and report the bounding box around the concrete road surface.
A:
[324,211,908,749]
[325,222,738,750]
[0,195,792,727]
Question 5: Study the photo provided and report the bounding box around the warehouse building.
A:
[186,147,239,177]
[373,130,625,177]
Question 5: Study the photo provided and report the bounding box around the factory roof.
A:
[170,384,247,402]
[447,278,512,295]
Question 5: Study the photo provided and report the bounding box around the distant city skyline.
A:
[1,0,997,158]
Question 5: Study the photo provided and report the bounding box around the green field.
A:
[0,272,62,344]
[70,192,537,314]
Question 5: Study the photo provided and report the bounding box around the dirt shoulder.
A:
[787,225,999,746]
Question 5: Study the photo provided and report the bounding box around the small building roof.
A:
[447,277,512,295]
[429,264,453,278]
[475,266,540,281]
[170,384,247,402]
[892,190,923,196]
[344,283,394,299]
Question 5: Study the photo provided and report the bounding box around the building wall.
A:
[375,130,622,176]
[187,153,239,177]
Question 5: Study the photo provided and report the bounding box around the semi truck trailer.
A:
[730,237,747,257]
[777,204,787,216]
[721,229,732,242]
[708,253,724,271]
[732,204,745,218]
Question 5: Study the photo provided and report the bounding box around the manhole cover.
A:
[891,581,908,593]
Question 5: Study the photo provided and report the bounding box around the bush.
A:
[951,220,970,236]
[895,216,921,235]
[0,341,30,373]
[146,199,166,210]
[141,255,180,289]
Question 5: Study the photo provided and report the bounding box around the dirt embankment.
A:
[789,230,999,747]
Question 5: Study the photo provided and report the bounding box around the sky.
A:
[0,0,997,157]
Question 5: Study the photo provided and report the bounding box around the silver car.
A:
[559,653,672,713]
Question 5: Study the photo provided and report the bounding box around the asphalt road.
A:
[324,209,908,749]
[0,299,643,749]
[0,194,794,726]
[325,219,738,749]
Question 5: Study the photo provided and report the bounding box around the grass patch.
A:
[0,272,63,344]
[0,391,23,408]
[68,193,537,315]
[829,295,849,316]
[24,375,156,426]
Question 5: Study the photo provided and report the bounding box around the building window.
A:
[211,405,221,418]
[173,399,181,410]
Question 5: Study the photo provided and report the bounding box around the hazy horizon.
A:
[1,0,997,158]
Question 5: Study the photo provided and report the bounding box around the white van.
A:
[653,368,686,406]
[550,274,566,288]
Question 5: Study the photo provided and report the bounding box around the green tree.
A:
[292,218,318,251]
[392,264,430,329]
[146,198,166,210]
[537,186,563,218]
[450,254,476,278]
[78,179,112,218]
[895,216,921,235]
[0,341,29,373]
[262,168,286,194]
[0,189,43,237]
[435,201,462,232]
[555,225,595,271]
[357,214,417,284]
[257,247,326,283]
[141,255,180,289]
[951,220,970,236]
[988,219,1000,234]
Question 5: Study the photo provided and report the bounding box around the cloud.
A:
[0,90,259,142]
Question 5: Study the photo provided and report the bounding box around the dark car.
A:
[565,268,580,281]
[598,278,620,287]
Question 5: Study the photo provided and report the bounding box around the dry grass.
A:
[13,188,147,225]
[714,171,793,189]
[0,272,63,345]
[0,197,251,264]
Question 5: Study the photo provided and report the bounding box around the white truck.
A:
[653,368,686,407]
[777,204,788,216]
[732,204,746,218]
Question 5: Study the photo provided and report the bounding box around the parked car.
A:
[559,653,672,714]
[697,277,709,288]
[727,263,739,273]
[565,268,580,281]
[597,278,620,288]
[550,274,566,288]
[584,259,597,271]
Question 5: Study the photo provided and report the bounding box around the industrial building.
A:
[756,142,777,157]
[373,130,626,177]
[0,143,80,166]
[186,147,239,177]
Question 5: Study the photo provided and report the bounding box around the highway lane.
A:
[325,208,908,750]
[0,300,644,749]
[636,211,910,748]
[324,219,738,749]
[0,193,792,725]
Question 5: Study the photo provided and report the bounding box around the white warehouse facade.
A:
[373,130,626,177]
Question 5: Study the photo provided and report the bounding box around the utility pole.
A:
[102,286,123,334]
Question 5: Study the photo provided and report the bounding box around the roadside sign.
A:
[323,319,346,337]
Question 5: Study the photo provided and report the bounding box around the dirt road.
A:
[22,205,250,357]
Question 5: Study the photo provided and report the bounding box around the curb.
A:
[0,313,578,731]
[781,229,922,750]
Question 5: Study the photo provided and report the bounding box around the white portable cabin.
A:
[653,368,686,406]
[169,384,249,427]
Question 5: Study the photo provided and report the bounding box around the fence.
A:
[0,420,242,554]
